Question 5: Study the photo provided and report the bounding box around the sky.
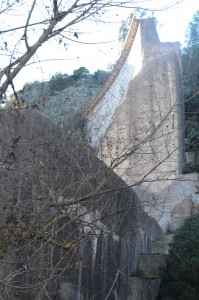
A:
[156,1,198,43]
[1,0,199,93]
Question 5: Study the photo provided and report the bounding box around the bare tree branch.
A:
[23,0,37,50]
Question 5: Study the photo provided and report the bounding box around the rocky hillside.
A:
[11,68,110,130]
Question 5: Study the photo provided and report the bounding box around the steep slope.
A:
[14,76,104,127]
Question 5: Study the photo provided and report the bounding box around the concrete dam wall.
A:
[82,19,142,148]
[83,18,187,230]
[0,18,195,300]
[0,109,164,299]
[84,18,184,193]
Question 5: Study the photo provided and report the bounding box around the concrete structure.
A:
[128,277,161,300]
[0,108,165,299]
[82,19,142,148]
[83,18,188,230]
[83,18,184,190]
[1,19,197,299]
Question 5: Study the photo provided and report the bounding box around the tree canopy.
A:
[183,11,199,111]
[160,213,199,300]
[118,9,147,43]
[182,11,199,172]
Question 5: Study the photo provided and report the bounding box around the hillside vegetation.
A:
[8,67,110,130]
[160,213,199,300]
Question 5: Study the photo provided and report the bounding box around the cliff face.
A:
[0,108,164,299]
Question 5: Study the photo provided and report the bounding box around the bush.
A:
[182,162,197,174]
[130,268,145,278]
[71,67,90,81]
[22,80,41,90]
[49,68,91,91]
[5,95,27,109]
[49,72,69,91]
[160,213,199,300]
[93,69,110,84]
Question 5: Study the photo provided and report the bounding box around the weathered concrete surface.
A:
[83,18,187,231]
[151,234,174,254]
[129,251,167,299]
[137,253,167,276]
[84,18,184,192]
[135,173,199,231]
[83,19,141,148]
[145,173,199,231]
[82,18,189,232]
[99,28,184,194]
[0,108,164,299]
[128,249,167,300]
[128,277,161,300]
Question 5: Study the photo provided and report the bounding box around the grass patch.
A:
[142,274,160,280]
[130,268,160,280]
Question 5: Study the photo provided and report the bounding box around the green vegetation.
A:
[182,11,199,172]
[49,67,90,92]
[118,9,147,43]
[130,268,145,278]
[48,67,110,92]
[72,66,89,80]
[160,213,199,300]
[93,69,110,85]
[5,95,27,109]
[130,268,160,280]
[48,67,109,92]
[49,72,70,91]
[118,13,134,43]
[5,67,110,131]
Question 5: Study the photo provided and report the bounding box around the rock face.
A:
[0,109,163,299]
[17,78,102,125]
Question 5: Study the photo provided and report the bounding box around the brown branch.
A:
[0,17,59,99]
[53,0,59,19]
[24,0,37,50]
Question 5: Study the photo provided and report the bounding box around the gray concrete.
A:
[0,18,190,299]
[83,20,141,148]
[0,108,164,299]
[128,277,161,300]
[137,253,167,276]
[83,18,189,231]
[99,21,184,194]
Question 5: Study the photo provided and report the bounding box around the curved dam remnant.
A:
[83,18,187,230]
